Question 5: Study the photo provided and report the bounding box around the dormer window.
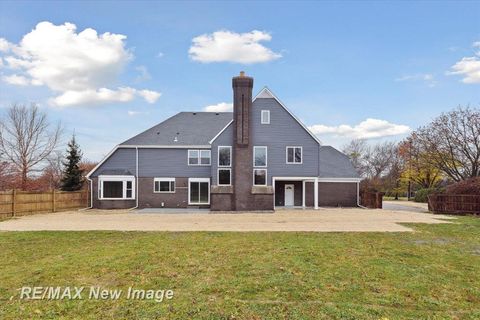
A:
[261,110,270,124]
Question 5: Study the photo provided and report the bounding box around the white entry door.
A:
[284,184,294,206]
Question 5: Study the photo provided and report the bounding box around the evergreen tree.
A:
[60,134,84,191]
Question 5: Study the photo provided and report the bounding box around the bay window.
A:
[99,175,135,200]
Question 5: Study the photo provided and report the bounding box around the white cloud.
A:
[50,87,136,107]
[127,110,148,116]
[0,38,12,52]
[137,89,161,103]
[189,30,282,64]
[2,74,30,86]
[203,102,233,112]
[395,73,437,87]
[157,52,164,58]
[447,40,480,84]
[308,118,411,139]
[0,21,161,106]
[135,65,151,82]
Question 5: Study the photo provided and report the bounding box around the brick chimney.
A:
[232,71,253,145]
[232,71,253,210]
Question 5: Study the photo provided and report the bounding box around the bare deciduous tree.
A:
[0,159,16,190]
[363,142,397,179]
[0,103,62,189]
[342,139,369,176]
[415,106,480,181]
[42,151,64,190]
[343,139,397,179]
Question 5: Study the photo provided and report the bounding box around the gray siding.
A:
[91,148,136,177]
[251,98,319,185]
[91,147,211,178]
[211,123,233,185]
[138,148,211,177]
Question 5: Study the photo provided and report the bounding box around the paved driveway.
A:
[0,208,453,232]
[383,200,429,213]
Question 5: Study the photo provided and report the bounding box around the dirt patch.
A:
[0,208,454,232]
[412,238,453,245]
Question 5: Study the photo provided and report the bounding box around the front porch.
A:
[273,177,319,210]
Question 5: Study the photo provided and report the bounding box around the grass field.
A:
[1,217,479,319]
[383,196,410,201]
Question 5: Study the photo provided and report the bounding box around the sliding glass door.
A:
[189,178,210,205]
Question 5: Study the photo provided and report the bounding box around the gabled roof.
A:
[319,146,360,178]
[253,87,322,145]
[120,112,233,146]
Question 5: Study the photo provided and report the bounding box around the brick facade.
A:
[300,182,358,207]
[138,177,189,208]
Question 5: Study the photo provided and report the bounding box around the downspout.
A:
[357,181,367,209]
[79,177,93,210]
[129,146,139,210]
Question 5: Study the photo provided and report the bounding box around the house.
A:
[86,72,361,211]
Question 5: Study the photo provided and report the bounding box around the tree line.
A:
[342,106,480,200]
[2,103,478,196]
[0,104,96,191]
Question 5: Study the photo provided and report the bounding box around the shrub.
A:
[445,177,480,195]
[414,188,441,203]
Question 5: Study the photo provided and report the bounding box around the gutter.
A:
[128,146,139,211]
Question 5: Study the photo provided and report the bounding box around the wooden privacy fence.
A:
[0,190,89,219]
[428,194,480,215]
[360,192,384,209]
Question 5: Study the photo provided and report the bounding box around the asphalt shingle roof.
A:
[121,112,233,146]
[319,146,360,178]
[98,169,133,176]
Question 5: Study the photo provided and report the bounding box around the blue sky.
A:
[0,1,479,161]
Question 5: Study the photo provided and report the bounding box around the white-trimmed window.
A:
[253,169,267,186]
[98,175,135,200]
[217,146,232,186]
[218,168,231,185]
[286,146,303,164]
[154,178,175,193]
[261,110,270,124]
[253,146,267,167]
[218,146,231,167]
[188,149,211,165]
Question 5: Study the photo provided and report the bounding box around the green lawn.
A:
[383,196,410,201]
[1,217,479,319]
